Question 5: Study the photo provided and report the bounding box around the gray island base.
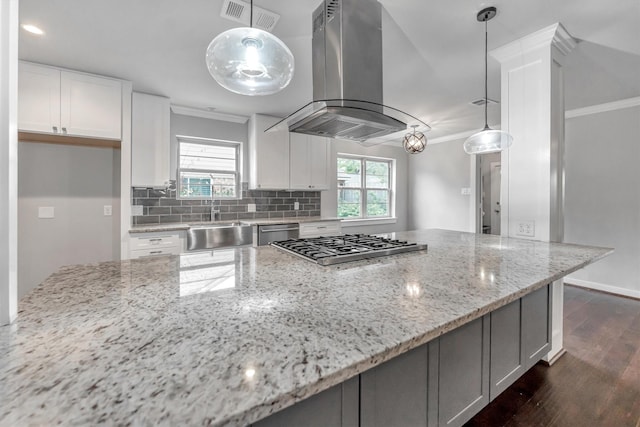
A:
[0,230,611,426]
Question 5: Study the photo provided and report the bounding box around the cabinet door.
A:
[60,71,122,139]
[249,114,290,189]
[435,316,490,427]
[253,377,358,427]
[18,62,61,134]
[522,284,550,370]
[360,344,429,427]
[489,299,523,400]
[309,136,330,190]
[131,92,170,186]
[289,133,310,189]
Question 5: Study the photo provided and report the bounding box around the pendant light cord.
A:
[484,18,488,129]
[250,0,253,28]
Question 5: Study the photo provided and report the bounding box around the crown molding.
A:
[565,96,640,119]
[491,22,576,63]
[170,105,248,124]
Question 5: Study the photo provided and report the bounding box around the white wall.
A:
[321,139,409,234]
[18,142,120,298]
[564,105,640,298]
[0,0,19,324]
[407,139,473,232]
[170,112,248,181]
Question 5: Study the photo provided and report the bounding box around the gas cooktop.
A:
[270,234,428,265]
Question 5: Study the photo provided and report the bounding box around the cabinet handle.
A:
[52,126,58,133]
[61,127,67,134]
[149,238,162,242]
[149,250,163,254]
[308,185,312,188]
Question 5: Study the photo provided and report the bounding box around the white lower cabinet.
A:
[298,220,341,238]
[129,232,183,259]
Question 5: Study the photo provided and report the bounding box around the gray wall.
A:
[18,142,120,298]
[564,105,640,297]
[407,139,472,232]
[170,112,248,181]
[321,139,409,234]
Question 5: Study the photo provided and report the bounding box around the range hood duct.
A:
[268,0,429,145]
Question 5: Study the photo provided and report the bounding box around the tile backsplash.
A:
[132,183,321,225]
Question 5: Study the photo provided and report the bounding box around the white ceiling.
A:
[18,0,640,140]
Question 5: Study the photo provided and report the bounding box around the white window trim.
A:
[336,153,395,220]
[176,135,243,200]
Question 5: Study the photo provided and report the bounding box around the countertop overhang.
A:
[0,230,612,426]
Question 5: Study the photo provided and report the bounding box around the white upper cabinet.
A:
[131,92,170,187]
[289,133,330,190]
[18,62,61,134]
[18,62,122,140]
[248,114,290,189]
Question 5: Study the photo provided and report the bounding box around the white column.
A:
[491,23,576,363]
[0,0,19,325]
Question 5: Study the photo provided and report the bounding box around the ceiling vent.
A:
[470,98,499,106]
[220,0,280,32]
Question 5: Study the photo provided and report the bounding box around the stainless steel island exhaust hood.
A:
[267,0,429,146]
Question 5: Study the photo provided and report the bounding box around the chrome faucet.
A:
[210,183,219,222]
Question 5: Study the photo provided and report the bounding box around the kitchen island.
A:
[0,230,611,426]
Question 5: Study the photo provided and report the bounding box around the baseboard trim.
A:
[541,348,567,367]
[564,277,640,300]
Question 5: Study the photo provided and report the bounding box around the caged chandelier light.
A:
[205,0,294,96]
[403,125,427,154]
[463,6,513,155]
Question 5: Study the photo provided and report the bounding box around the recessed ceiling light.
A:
[22,24,44,35]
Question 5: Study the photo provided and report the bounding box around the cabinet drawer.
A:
[130,246,181,259]
[299,221,341,238]
[130,233,180,251]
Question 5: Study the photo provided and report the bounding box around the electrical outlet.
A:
[247,203,256,213]
[132,205,144,216]
[104,205,113,216]
[38,206,55,219]
[294,201,300,210]
[516,220,535,237]
[461,187,471,196]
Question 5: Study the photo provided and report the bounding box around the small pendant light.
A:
[205,0,294,96]
[403,125,427,154]
[463,6,513,155]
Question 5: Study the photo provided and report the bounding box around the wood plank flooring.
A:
[465,285,640,427]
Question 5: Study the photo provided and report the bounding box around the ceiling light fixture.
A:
[205,0,294,96]
[403,125,427,154]
[463,6,513,155]
[21,24,44,35]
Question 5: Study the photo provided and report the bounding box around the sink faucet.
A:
[210,182,219,221]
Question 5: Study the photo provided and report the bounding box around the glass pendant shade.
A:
[403,128,427,154]
[463,126,513,154]
[206,27,294,96]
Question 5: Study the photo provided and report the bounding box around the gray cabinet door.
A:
[360,344,429,427]
[433,316,490,427]
[489,299,523,400]
[252,376,359,427]
[522,284,551,370]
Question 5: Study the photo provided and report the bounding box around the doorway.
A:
[479,152,501,235]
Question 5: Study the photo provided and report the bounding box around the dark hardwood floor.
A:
[466,285,640,427]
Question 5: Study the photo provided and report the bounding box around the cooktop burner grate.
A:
[270,234,428,265]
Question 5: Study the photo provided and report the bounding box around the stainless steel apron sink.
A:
[186,223,253,251]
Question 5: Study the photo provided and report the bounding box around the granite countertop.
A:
[129,217,341,233]
[0,230,611,426]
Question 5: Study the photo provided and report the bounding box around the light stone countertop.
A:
[0,229,612,426]
[129,217,341,233]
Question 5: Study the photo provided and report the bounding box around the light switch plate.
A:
[516,220,535,237]
[104,205,113,216]
[38,206,55,219]
[247,203,256,213]
[461,187,471,196]
[132,205,144,216]
[294,201,300,210]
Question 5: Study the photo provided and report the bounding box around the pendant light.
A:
[463,7,513,155]
[205,0,294,96]
[403,125,427,154]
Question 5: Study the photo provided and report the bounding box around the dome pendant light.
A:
[463,7,513,155]
[205,0,294,96]
[403,125,427,154]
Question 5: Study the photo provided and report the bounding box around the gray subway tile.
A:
[237,213,256,219]
[228,205,247,213]
[191,206,211,214]
[291,191,305,198]
[269,198,283,205]
[159,215,182,223]
[171,206,192,214]
[134,215,160,225]
[269,212,284,218]
[159,198,182,206]
[310,210,321,216]
[253,212,270,219]
[135,198,159,207]
[220,200,238,206]
[181,214,203,222]
[181,200,203,206]
[133,189,148,198]
[296,211,311,217]
[283,211,297,217]
[220,213,239,221]
[277,205,292,211]
[148,207,171,215]
[149,189,169,198]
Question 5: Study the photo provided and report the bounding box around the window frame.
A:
[176,135,242,200]
[336,153,395,220]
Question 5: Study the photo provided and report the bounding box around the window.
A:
[177,136,241,199]
[337,155,393,219]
